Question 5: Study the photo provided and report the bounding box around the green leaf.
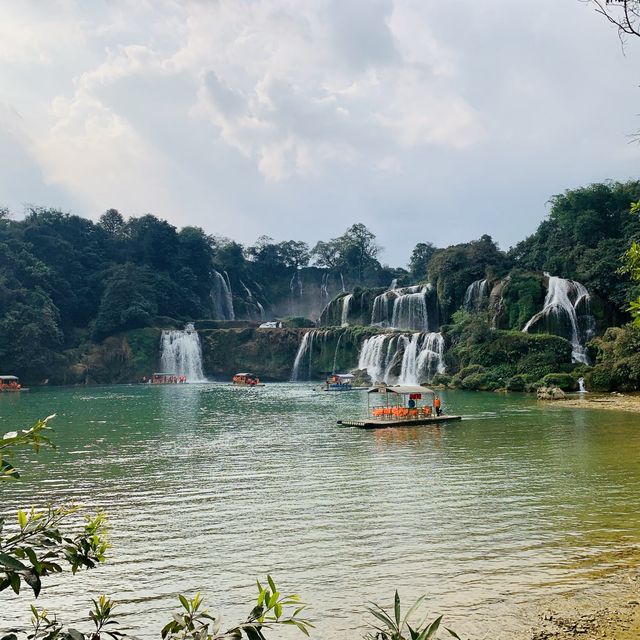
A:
[267,575,276,593]
[17,510,27,530]
[0,553,27,571]
[178,594,190,611]
[394,590,400,626]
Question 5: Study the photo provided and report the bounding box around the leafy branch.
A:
[161,575,314,640]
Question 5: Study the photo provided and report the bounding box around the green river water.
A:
[1,384,639,638]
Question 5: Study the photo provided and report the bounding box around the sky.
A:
[1,0,639,266]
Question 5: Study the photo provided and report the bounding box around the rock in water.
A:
[537,386,566,401]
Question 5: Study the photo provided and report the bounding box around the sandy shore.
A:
[526,571,640,639]
[551,392,640,414]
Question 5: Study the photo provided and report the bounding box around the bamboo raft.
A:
[338,415,462,429]
[338,384,462,429]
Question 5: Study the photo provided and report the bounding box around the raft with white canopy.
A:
[337,384,462,429]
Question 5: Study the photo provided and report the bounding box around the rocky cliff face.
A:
[200,327,303,380]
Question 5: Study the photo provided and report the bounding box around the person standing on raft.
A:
[434,396,442,416]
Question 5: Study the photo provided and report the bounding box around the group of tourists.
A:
[0,379,22,391]
[142,375,188,384]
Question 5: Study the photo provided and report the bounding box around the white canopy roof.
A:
[368,385,435,395]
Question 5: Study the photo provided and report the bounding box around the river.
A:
[1,384,639,638]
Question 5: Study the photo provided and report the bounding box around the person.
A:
[434,395,442,416]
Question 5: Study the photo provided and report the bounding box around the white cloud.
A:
[0,0,638,261]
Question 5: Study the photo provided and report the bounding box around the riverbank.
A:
[526,563,640,640]
[556,392,640,413]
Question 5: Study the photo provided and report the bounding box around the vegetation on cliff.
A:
[2,180,640,387]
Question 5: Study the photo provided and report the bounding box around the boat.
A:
[0,375,28,392]
[232,372,264,387]
[337,384,462,429]
[324,373,355,391]
[150,372,187,384]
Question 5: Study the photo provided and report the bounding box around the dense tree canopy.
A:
[2,181,640,384]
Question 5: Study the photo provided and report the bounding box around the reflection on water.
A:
[1,385,640,639]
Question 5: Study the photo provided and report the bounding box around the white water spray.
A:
[463,279,488,312]
[341,294,353,326]
[160,323,206,381]
[522,274,595,364]
[358,332,445,385]
[212,271,235,320]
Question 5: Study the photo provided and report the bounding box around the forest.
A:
[1,179,640,388]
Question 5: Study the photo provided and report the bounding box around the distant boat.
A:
[232,373,264,387]
[0,375,28,392]
[338,384,461,429]
[324,373,355,391]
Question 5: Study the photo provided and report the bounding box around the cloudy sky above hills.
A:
[1,0,639,265]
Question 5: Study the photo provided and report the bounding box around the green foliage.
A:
[161,576,313,640]
[0,417,109,600]
[505,375,527,392]
[541,373,576,391]
[280,317,315,328]
[587,323,640,391]
[497,270,546,330]
[622,200,640,326]
[363,591,462,640]
[444,309,573,391]
[408,243,436,281]
[311,223,381,284]
[428,235,512,322]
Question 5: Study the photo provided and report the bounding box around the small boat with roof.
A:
[324,373,355,391]
[337,384,462,429]
[0,375,28,391]
[232,372,264,387]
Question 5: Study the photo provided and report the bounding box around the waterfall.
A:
[357,334,391,384]
[159,323,206,382]
[341,294,353,326]
[332,332,344,374]
[320,273,330,310]
[240,280,266,320]
[291,330,317,381]
[371,290,397,326]
[391,285,431,332]
[211,271,235,320]
[463,279,488,312]
[340,273,346,292]
[390,278,398,290]
[358,332,445,385]
[522,274,596,364]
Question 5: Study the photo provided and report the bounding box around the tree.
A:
[92,264,157,340]
[408,242,436,281]
[98,209,126,236]
[623,200,640,324]
[588,0,640,40]
[311,223,381,283]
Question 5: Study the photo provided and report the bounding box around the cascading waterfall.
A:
[340,273,346,292]
[240,280,266,320]
[332,332,344,374]
[211,271,235,320]
[291,330,316,381]
[341,294,353,326]
[522,274,596,364]
[463,279,488,312]
[159,323,206,382]
[320,273,330,311]
[391,285,430,331]
[358,332,445,385]
[371,285,433,331]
